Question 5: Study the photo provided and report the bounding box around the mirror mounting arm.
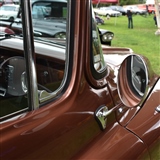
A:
[95,103,124,130]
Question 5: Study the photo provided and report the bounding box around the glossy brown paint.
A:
[127,80,160,159]
[103,52,159,128]
[0,63,114,159]
[72,122,150,160]
[0,0,160,160]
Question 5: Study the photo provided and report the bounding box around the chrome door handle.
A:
[155,105,160,112]
[95,105,108,130]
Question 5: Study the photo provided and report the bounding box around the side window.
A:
[32,2,67,19]
[32,5,51,19]
[92,8,106,78]
[0,0,68,121]
[0,47,28,121]
[32,1,67,39]
[32,1,67,102]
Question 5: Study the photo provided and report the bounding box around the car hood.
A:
[33,19,66,36]
[102,47,133,67]
[99,28,113,34]
[33,27,66,37]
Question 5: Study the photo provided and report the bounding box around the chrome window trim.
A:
[38,0,73,103]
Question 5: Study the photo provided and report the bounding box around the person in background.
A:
[153,14,157,26]
[126,10,133,29]
[146,5,149,15]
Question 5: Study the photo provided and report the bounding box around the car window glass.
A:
[32,1,67,39]
[32,2,67,19]
[0,42,28,121]
[32,1,67,95]
[0,0,69,120]
[92,9,105,73]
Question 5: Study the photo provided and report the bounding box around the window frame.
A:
[89,5,108,81]
[21,0,74,106]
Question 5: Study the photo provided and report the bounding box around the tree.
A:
[119,0,143,5]
[154,0,160,35]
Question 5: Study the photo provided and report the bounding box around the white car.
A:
[94,7,122,17]
[124,5,146,15]
[0,4,19,21]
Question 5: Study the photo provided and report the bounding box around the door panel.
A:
[0,83,114,159]
[72,122,150,160]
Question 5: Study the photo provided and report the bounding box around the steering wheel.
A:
[0,56,26,96]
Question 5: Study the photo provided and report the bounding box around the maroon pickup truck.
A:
[0,0,159,159]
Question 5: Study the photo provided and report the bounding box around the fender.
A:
[126,78,160,160]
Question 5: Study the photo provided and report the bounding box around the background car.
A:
[138,4,160,14]
[0,4,19,21]
[124,5,147,15]
[98,28,114,46]
[94,7,122,17]
[95,15,104,24]
[110,5,127,15]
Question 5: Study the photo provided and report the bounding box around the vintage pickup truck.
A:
[0,0,159,159]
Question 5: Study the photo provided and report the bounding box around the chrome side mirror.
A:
[117,55,149,107]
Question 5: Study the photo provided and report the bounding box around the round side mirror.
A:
[117,55,149,107]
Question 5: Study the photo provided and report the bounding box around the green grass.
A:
[98,14,160,75]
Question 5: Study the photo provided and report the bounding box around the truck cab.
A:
[0,0,159,159]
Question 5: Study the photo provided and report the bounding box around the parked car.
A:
[94,7,122,17]
[0,0,16,6]
[146,5,157,14]
[0,2,114,46]
[0,0,159,160]
[138,4,160,14]
[95,15,104,24]
[98,28,114,46]
[0,4,19,21]
[124,5,147,15]
[110,5,127,15]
